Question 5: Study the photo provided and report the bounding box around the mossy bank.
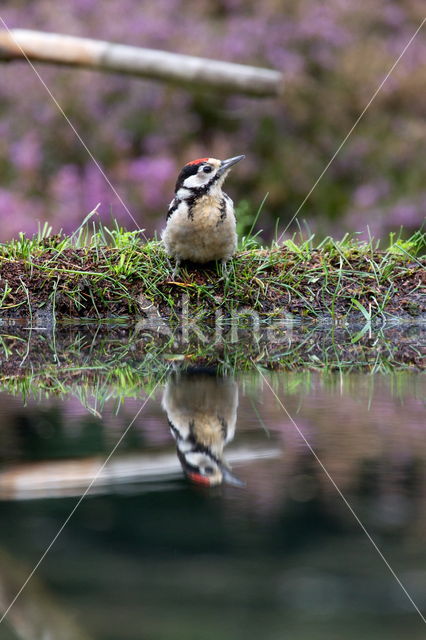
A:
[0,223,424,325]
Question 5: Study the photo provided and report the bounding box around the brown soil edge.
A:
[0,247,424,324]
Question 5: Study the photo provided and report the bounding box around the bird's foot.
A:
[171,259,181,279]
[220,259,230,279]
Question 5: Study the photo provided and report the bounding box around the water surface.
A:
[0,361,424,639]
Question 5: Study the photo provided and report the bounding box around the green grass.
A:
[0,213,424,323]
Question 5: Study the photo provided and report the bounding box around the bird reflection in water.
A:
[162,369,244,487]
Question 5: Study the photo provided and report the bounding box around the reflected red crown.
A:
[187,471,213,486]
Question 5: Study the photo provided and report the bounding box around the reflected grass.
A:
[0,321,423,407]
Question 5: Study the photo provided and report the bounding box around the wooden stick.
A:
[0,29,283,97]
[0,446,281,499]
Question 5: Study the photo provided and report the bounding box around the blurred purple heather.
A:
[0,0,425,242]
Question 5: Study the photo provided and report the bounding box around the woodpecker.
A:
[162,369,243,486]
[161,155,245,274]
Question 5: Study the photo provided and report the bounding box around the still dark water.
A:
[0,368,425,639]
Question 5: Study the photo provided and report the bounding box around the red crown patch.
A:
[185,157,209,166]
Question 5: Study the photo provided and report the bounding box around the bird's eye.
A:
[204,465,215,475]
[202,165,213,174]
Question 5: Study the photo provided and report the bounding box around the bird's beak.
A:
[218,155,245,175]
[221,465,245,488]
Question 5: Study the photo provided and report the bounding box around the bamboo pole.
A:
[0,29,283,97]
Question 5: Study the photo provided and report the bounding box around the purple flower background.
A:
[0,0,425,241]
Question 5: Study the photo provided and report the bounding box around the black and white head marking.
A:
[174,158,221,199]
[167,417,223,483]
[167,155,244,221]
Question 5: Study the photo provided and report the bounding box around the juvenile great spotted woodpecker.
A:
[162,369,243,486]
[161,155,245,275]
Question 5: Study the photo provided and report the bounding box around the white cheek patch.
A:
[183,168,218,190]
[186,452,218,473]
[182,173,204,189]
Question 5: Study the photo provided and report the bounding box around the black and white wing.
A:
[167,197,180,220]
